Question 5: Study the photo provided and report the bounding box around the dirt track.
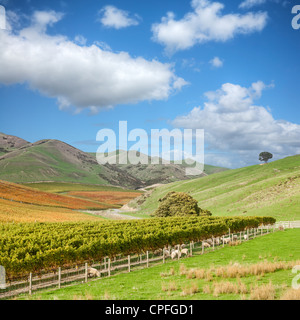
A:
[80,209,141,220]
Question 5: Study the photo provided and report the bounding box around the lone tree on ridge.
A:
[259,151,273,164]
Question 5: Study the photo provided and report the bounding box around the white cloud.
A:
[210,56,223,68]
[0,10,186,113]
[74,35,87,46]
[173,81,300,168]
[151,0,268,54]
[239,0,267,9]
[99,5,140,29]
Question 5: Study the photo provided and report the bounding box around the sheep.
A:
[243,234,248,240]
[164,249,170,258]
[171,251,177,260]
[206,239,213,245]
[202,241,211,248]
[87,267,100,278]
[170,249,181,259]
[154,248,163,255]
[215,238,220,245]
[175,249,181,258]
[181,248,189,257]
[180,244,186,249]
[233,235,238,241]
[222,237,231,244]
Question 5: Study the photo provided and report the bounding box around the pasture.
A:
[16,229,300,300]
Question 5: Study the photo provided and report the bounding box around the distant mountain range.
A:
[0,133,228,189]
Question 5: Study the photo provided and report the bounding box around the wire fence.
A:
[0,222,297,299]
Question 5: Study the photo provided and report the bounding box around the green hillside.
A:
[0,140,108,185]
[0,133,228,189]
[134,155,300,221]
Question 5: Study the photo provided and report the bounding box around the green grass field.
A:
[133,155,300,221]
[19,229,300,300]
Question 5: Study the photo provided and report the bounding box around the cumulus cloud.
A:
[172,81,300,167]
[152,0,268,54]
[0,10,186,113]
[98,5,141,29]
[210,56,223,68]
[239,0,267,9]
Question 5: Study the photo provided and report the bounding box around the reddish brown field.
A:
[0,180,111,210]
[66,191,141,206]
[0,198,103,223]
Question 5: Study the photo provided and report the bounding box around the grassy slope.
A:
[135,155,300,221]
[0,144,108,185]
[22,229,300,300]
[89,151,228,185]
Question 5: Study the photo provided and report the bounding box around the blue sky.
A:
[0,0,299,168]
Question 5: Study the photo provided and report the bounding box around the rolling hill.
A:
[0,138,143,188]
[89,149,228,186]
[0,132,29,156]
[0,134,227,188]
[132,155,300,221]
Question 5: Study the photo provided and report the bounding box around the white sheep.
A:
[181,248,189,256]
[164,249,170,257]
[206,239,213,245]
[215,238,220,245]
[175,249,181,258]
[222,237,231,244]
[154,248,163,255]
[87,267,100,278]
[202,242,211,248]
[171,251,177,260]
[233,235,238,241]
[243,234,248,240]
[180,244,186,249]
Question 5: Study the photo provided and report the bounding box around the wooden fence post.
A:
[58,267,61,289]
[213,238,215,251]
[163,249,165,264]
[29,272,32,295]
[85,263,88,283]
[108,259,111,277]
[128,255,130,273]
[240,232,242,242]
[222,236,225,247]
[190,242,192,256]
[146,251,149,268]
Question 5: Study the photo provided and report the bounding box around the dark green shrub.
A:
[153,191,212,217]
